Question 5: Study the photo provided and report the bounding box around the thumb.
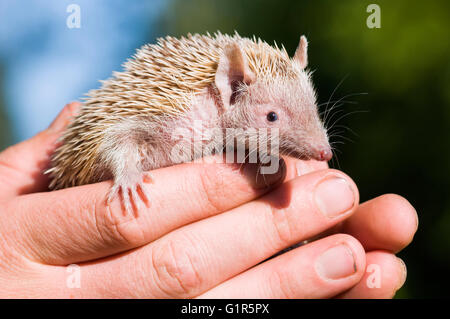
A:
[0,102,80,198]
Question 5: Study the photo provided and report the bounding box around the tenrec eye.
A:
[267,111,278,122]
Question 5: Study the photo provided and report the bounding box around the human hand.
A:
[0,103,417,298]
[280,158,417,298]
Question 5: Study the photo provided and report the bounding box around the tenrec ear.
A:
[215,43,255,108]
[293,35,308,69]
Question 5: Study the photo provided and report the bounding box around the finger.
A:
[77,169,359,298]
[7,158,286,264]
[339,194,418,253]
[0,102,80,197]
[283,156,329,181]
[338,251,407,299]
[198,234,366,298]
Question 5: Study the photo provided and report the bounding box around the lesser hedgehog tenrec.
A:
[47,32,332,213]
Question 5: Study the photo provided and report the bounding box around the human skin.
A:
[0,102,417,298]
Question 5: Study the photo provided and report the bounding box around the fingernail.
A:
[396,257,407,290]
[315,176,355,218]
[243,158,286,189]
[316,244,357,280]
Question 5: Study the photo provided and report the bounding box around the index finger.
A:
[6,158,286,265]
[284,156,329,180]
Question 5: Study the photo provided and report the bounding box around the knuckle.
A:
[150,235,203,298]
[269,266,296,298]
[0,204,22,264]
[93,195,146,246]
[264,204,296,250]
[196,166,228,214]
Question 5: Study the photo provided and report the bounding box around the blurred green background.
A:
[1,0,449,298]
